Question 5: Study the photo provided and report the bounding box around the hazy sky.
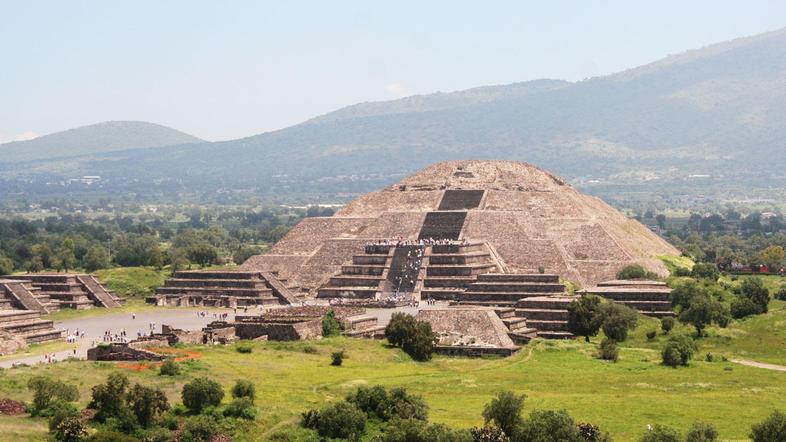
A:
[2,1,785,142]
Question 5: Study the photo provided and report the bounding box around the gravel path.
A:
[730,359,786,372]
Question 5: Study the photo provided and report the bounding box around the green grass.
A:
[658,255,694,273]
[1,335,785,441]
[95,266,168,297]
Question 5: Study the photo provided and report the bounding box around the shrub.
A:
[518,409,580,442]
[617,264,648,280]
[599,303,638,342]
[775,286,786,301]
[482,391,525,438]
[640,424,681,442]
[302,345,318,354]
[182,377,224,414]
[538,266,545,274]
[47,400,79,433]
[566,295,603,342]
[235,342,253,354]
[231,379,255,402]
[52,416,88,442]
[301,408,321,429]
[691,263,719,281]
[382,418,472,442]
[322,309,342,337]
[470,426,510,442]
[384,313,435,361]
[27,376,80,416]
[577,422,608,442]
[598,339,619,362]
[660,317,675,334]
[331,350,345,366]
[159,359,180,376]
[678,294,729,337]
[84,430,140,442]
[686,421,719,442]
[315,401,366,441]
[739,277,770,314]
[223,397,257,420]
[731,296,760,319]
[750,410,786,442]
[346,385,428,421]
[180,414,221,442]
[662,335,697,367]
[646,330,657,341]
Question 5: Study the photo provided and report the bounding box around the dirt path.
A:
[730,359,786,372]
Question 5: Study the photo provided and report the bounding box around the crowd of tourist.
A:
[365,237,470,248]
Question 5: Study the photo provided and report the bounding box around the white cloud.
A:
[384,82,414,99]
[0,131,39,144]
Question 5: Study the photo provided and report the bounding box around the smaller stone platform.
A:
[3,273,121,310]
[515,296,577,339]
[581,280,674,318]
[234,306,378,341]
[416,307,520,356]
[149,270,299,307]
[0,309,64,345]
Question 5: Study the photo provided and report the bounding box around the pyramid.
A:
[242,160,678,294]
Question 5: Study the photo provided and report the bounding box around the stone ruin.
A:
[581,279,675,318]
[417,307,522,356]
[234,305,385,341]
[147,270,301,308]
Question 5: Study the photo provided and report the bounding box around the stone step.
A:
[448,300,519,307]
[585,289,671,302]
[536,330,574,339]
[641,311,676,318]
[20,328,65,344]
[155,287,273,296]
[494,307,517,319]
[476,273,560,283]
[597,280,667,288]
[352,255,389,265]
[613,300,673,311]
[526,319,569,332]
[344,314,378,330]
[328,275,385,287]
[431,242,486,254]
[343,325,386,338]
[428,251,491,265]
[517,308,569,321]
[0,310,42,325]
[341,265,386,275]
[517,296,577,310]
[1,318,57,334]
[164,278,269,289]
[423,276,476,288]
[508,328,539,343]
[466,282,565,293]
[316,287,379,299]
[502,317,529,331]
[173,271,262,280]
[426,263,497,276]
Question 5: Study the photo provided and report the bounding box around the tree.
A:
[0,253,14,275]
[731,297,761,319]
[180,414,221,442]
[739,277,770,314]
[223,397,257,420]
[52,416,87,442]
[89,372,130,422]
[83,245,110,272]
[660,317,675,334]
[678,295,729,337]
[662,335,697,367]
[27,376,80,416]
[686,421,719,442]
[599,303,638,342]
[567,295,603,342]
[127,383,169,428]
[759,245,785,271]
[314,401,366,441]
[691,263,719,281]
[470,426,510,442]
[617,264,648,280]
[322,310,342,337]
[159,359,180,376]
[640,424,681,442]
[656,214,667,230]
[384,313,435,361]
[381,418,472,442]
[231,379,256,402]
[57,238,77,272]
[598,338,619,362]
[182,377,224,414]
[482,391,525,438]
[517,409,581,442]
[750,410,786,442]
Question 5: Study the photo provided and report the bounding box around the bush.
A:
[223,397,257,420]
[231,379,255,402]
[27,376,80,416]
[346,385,428,422]
[686,421,719,442]
[47,400,79,433]
[127,383,169,428]
[182,377,224,414]
[577,422,608,442]
[662,335,697,367]
[617,264,648,280]
[517,409,580,442]
[598,339,619,362]
[159,359,180,376]
[322,309,342,337]
[331,350,345,366]
[84,430,140,442]
[599,303,638,342]
[678,294,729,337]
[482,391,525,438]
[235,342,253,354]
[302,345,318,354]
[660,317,675,334]
[470,426,510,442]
[750,410,786,442]
[775,286,786,301]
[180,414,221,442]
[52,416,88,442]
[739,277,770,314]
[314,401,366,441]
[381,418,472,442]
[384,313,435,361]
[640,424,681,442]
[646,330,657,341]
[567,295,603,342]
[691,263,719,281]
[731,296,761,319]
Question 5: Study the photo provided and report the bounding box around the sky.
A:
[1,1,785,142]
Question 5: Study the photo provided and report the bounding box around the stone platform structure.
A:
[2,273,121,311]
[416,307,524,356]
[148,270,300,307]
[581,279,675,318]
[234,306,382,341]
[0,310,63,345]
[242,161,678,297]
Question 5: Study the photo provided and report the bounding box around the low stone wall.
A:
[0,330,26,355]
[87,343,165,361]
[433,345,518,357]
[235,319,322,341]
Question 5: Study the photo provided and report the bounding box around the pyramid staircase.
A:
[0,279,55,313]
[421,242,500,301]
[151,271,301,307]
[582,280,675,318]
[454,274,566,307]
[515,296,576,339]
[3,274,121,310]
[317,244,393,299]
[494,307,538,343]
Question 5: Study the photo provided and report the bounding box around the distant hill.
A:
[0,121,204,163]
[2,28,785,201]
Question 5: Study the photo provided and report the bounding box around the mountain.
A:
[2,28,786,201]
[0,121,204,163]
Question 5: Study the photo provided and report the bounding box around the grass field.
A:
[1,331,785,441]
